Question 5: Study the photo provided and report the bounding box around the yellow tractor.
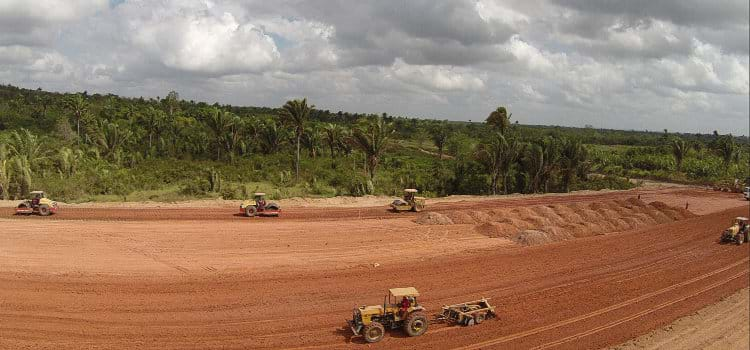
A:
[15,191,58,216]
[389,189,425,212]
[721,217,749,245]
[348,287,428,343]
[239,192,281,217]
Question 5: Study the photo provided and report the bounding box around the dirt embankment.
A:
[416,198,696,246]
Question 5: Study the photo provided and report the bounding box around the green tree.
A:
[279,98,313,181]
[204,108,236,160]
[349,117,393,187]
[63,93,88,145]
[0,144,11,200]
[475,132,518,195]
[717,136,739,169]
[486,107,511,135]
[431,122,451,160]
[322,123,343,158]
[560,138,587,192]
[670,137,687,171]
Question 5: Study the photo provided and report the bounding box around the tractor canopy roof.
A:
[735,217,749,222]
[389,287,419,298]
[30,191,45,194]
[254,192,266,196]
[404,189,418,193]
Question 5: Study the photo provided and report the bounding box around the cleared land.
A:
[0,187,748,349]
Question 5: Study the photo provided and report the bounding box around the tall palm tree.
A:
[349,117,393,186]
[486,107,511,135]
[561,138,587,192]
[204,108,236,160]
[279,98,313,181]
[63,94,88,145]
[670,137,687,172]
[140,107,167,155]
[322,123,343,158]
[717,136,738,169]
[0,144,11,200]
[475,132,506,195]
[303,125,323,158]
[260,120,284,154]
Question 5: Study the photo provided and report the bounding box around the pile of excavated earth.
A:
[416,198,696,246]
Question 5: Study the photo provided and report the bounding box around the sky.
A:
[0,0,748,135]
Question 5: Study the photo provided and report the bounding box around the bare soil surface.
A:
[0,187,747,349]
[610,288,749,350]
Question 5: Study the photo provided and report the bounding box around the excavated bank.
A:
[416,198,697,246]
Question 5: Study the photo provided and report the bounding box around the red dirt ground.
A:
[0,187,748,349]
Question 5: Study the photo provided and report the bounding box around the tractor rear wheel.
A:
[39,205,50,216]
[404,312,428,337]
[363,322,384,343]
[244,206,257,217]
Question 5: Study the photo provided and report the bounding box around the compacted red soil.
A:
[0,188,747,349]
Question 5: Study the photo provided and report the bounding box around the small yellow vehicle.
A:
[15,191,58,216]
[348,287,428,343]
[239,192,281,217]
[721,217,749,245]
[389,189,425,212]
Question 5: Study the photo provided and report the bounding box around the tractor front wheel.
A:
[244,206,257,217]
[737,233,745,245]
[38,205,50,216]
[363,322,385,343]
[404,312,428,337]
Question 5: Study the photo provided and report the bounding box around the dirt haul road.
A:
[0,188,748,349]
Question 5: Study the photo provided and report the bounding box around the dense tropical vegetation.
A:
[0,84,747,202]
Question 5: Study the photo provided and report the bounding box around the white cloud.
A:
[389,58,485,91]
[128,5,279,75]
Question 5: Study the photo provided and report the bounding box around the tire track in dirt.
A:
[453,259,748,350]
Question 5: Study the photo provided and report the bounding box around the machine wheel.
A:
[737,233,745,245]
[244,206,257,217]
[38,205,50,216]
[465,318,475,326]
[363,322,385,343]
[474,312,486,325]
[17,203,30,215]
[404,312,428,337]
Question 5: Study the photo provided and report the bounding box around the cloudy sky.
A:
[0,0,748,134]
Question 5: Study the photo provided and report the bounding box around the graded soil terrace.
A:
[0,188,748,349]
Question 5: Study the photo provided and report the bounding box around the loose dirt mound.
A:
[414,212,454,225]
[415,198,697,247]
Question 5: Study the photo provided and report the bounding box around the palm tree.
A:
[349,117,393,186]
[0,144,11,200]
[7,129,47,168]
[204,108,236,160]
[476,132,519,194]
[431,122,451,160]
[717,136,738,169]
[486,107,511,135]
[302,125,323,158]
[260,120,285,154]
[57,147,84,178]
[560,138,587,192]
[322,123,343,158]
[63,94,88,145]
[140,107,167,155]
[279,98,313,181]
[670,137,687,172]
[475,132,506,195]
